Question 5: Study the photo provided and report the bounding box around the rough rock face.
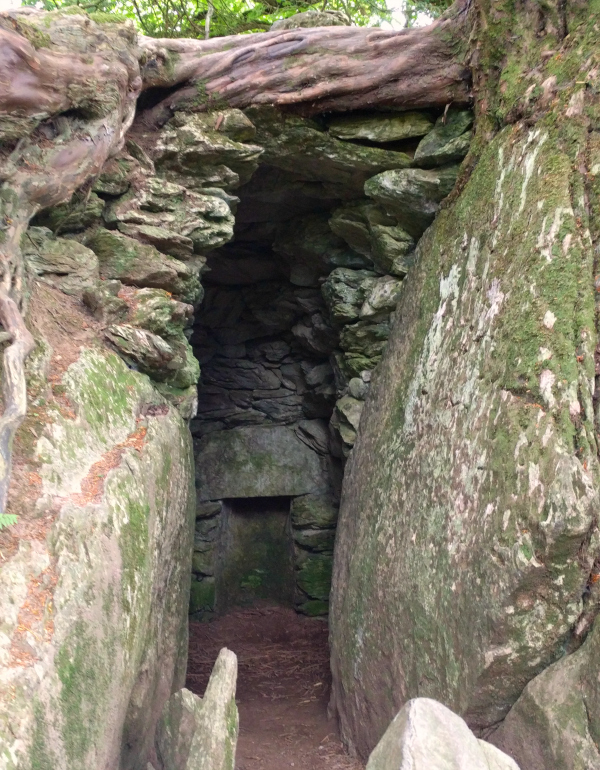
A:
[489,616,600,770]
[0,345,195,770]
[330,116,600,758]
[155,649,238,770]
[187,103,471,618]
[366,699,519,770]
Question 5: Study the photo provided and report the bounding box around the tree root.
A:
[0,290,34,514]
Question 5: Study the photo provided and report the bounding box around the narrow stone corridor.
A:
[186,606,363,770]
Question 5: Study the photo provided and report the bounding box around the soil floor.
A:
[187,605,364,770]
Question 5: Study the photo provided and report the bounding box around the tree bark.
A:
[0,4,470,507]
[140,2,471,118]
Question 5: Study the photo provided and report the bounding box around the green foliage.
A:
[0,513,17,530]
[403,0,451,26]
[22,0,450,37]
[23,0,395,37]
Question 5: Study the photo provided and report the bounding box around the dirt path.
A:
[187,605,364,770]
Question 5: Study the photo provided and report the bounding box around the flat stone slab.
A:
[196,425,326,500]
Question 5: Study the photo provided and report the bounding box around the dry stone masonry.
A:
[15,91,472,624]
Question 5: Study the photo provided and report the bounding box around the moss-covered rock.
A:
[105,324,199,389]
[0,348,195,769]
[364,165,460,239]
[106,176,234,255]
[328,201,416,275]
[155,650,238,770]
[490,616,600,770]
[296,553,333,601]
[327,111,434,144]
[321,268,377,325]
[330,118,600,758]
[190,577,217,614]
[22,226,98,296]
[246,106,412,197]
[413,109,474,168]
[155,112,263,190]
[291,494,338,529]
[274,213,372,286]
[85,229,202,304]
[82,280,129,324]
[33,191,105,234]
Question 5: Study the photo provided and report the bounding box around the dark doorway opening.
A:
[217,497,294,613]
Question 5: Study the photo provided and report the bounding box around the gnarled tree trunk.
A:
[0,4,471,514]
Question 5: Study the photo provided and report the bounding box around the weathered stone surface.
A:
[291,494,338,529]
[329,201,415,276]
[296,553,333,601]
[414,109,474,168]
[190,578,216,614]
[293,528,336,552]
[270,9,349,29]
[83,279,129,324]
[294,419,331,454]
[0,349,195,770]
[106,176,234,254]
[247,106,412,196]
[196,425,327,500]
[192,548,216,576]
[105,324,199,389]
[274,213,371,286]
[365,699,519,770]
[86,229,202,304]
[33,190,104,233]
[364,165,460,238]
[321,268,377,324]
[23,226,99,295]
[339,319,391,376]
[155,649,238,770]
[155,112,263,190]
[360,276,403,319]
[330,124,600,758]
[196,501,222,519]
[490,617,600,770]
[217,497,294,611]
[291,312,339,356]
[328,111,434,144]
[129,288,194,340]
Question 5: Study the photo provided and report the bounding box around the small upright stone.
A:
[156,648,238,770]
[366,699,519,770]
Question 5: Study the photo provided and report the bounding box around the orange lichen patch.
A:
[69,425,147,506]
[9,561,58,668]
[0,510,59,565]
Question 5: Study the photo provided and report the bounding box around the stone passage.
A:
[216,498,295,613]
[186,106,474,620]
[22,93,473,624]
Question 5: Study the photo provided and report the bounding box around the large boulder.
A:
[366,699,518,770]
[155,649,238,770]
[327,111,434,144]
[489,616,600,770]
[330,121,600,758]
[195,425,328,500]
[364,165,460,238]
[86,229,203,304]
[0,347,195,770]
[246,106,412,197]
